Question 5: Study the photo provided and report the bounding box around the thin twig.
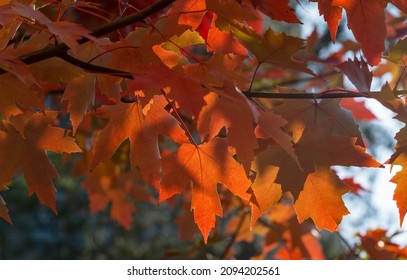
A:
[58,53,133,79]
[219,208,249,260]
[336,231,360,259]
[394,67,406,91]
[248,62,261,92]
[252,70,338,92]
[161,89,198,146]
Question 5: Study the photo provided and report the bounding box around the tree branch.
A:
[243,91,378,99]
[0,0,176,75]
[58,53,133,79]
[219,208,249,260]
[336,232,360,259]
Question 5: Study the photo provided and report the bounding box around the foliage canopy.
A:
[0,0,406,259]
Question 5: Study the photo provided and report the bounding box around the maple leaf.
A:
[184,52,246,88]
[295,166,351,231]
[2,2,96,52]
[197,86,258,173]
[0,0,406,255]
[390,154,407,226]
[206,0,260,30]
[258,204,326,259]
[331,0,389,65]
[312,0,343,42]
[154,29,205,68]
[0,19,20,50]
[62,74,96,135]
[91,96,188,189]
[372,84,407,226]
[0,111,81,215]
[293,122,381,229]
[232,25,314,75]
[336,57,372,92]
[340,98,376,121]
[131,64,209,118]
[0,52,37,86]
[385,38,407,66]
[342,177,368,196]
[168,0,207,30]
[295,122,381,173]
[249,0,301,23]
[359,229,407,259]
[249,152,282,228]
[255,110,299,166]
[175,195,201,241]
[273,98,363,143]
[253,143,306,200]
[374,84,407,163]
[0,73,43,119]
[160,137,252,242]
[206,23,247,56]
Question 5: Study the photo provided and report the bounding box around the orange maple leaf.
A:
[168,0,207,30]
[0,74,43,119]
[389,154,407,226]
[295,166,352,231]
[255,110,299,166]
[62,75,96,134]
[91,96,188,189]
[206,23,247,56]
[249,153,282,228]
[160,137,252,242]
[0,111,81,216]
[258,204,326,260]
[197,86,258,173]
[353,84,407,227]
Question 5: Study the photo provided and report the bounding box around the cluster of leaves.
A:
[0,0,406,258]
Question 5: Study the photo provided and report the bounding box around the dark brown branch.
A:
[0,0,176,75]
[219,208,249,260]
[58,53,133,79]
[253,70,338,91]
[336,232,360,259]
[243,91,374,99]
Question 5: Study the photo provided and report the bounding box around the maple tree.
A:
[0,0,406,259]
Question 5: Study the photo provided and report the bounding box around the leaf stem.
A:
[394,67,406,91]
[248,62,261,92]
[161,89,198,147]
